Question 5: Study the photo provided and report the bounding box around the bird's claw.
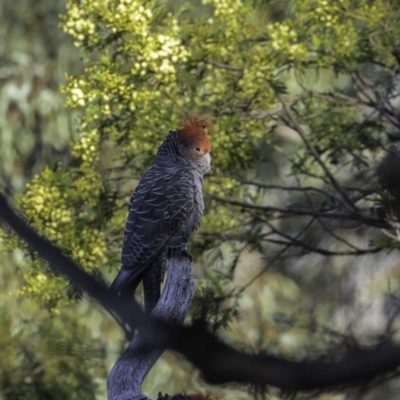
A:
[180,248,193,262]
[167,247,193,262]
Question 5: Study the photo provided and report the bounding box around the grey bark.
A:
[107,257,195,400]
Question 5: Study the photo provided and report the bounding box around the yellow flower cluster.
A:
[358,0,390,26]
[70,228,108,269]
[17,266,68,314]
[128,32,189,80]
[112,6,188,81]
[101,0,154,41]
[60,0,280,173]
[18,166,108,272]
[305,0,359,62]
[74,170,104,208]
[332,21,359,58]
[201,203,240,231]
[309,0,340,28]
[0,228,25,258]
[196,70,232,106]
[18,168,72,241]
[60,0,99,47]
[110,0,153,31]
[71,129,100,167]
[203,0,243,18]
[61,77,88,108]
[239,63,275,102]
[267,22,309,62]
[294,0,395,67]
[62,0,188,83]
[203,0,250,45]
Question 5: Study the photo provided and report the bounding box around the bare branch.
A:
[218,174,346,207]
[206,193,388,228]
[301,184,362,251]
[262,237,380,256]
[278,95,358,211]
[351,71,400,129]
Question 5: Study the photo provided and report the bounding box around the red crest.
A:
[177,115,212,153]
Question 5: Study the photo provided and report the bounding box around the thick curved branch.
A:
[167,333,400,392]
[2,193,400,395]
[107,257,195,400]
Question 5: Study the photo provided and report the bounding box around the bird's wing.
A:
[111,166,195,294]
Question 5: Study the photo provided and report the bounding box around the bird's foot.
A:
[168,247,193,262]
[180,248,193,262]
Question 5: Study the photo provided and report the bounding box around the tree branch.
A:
[207,60,243,71]
[107,257,195,400]
[278,94,358,212]
[206,193,388,228]
[3,193,400,395]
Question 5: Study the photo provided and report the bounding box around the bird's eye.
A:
[195,147,201,152]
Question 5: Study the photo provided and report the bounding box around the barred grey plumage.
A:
[110,116,211,314]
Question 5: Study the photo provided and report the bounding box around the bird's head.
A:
[176,115,212,173]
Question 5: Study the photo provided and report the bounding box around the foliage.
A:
[0,305,105,400]
[11,0,399,305]
[0,1,115,399]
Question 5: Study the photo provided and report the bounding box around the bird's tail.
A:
[143,248,168,314]
[110,268,143,298]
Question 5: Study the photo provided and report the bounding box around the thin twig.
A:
[207,60,243,71]
[278,94,358,212]
[206,193,388,228]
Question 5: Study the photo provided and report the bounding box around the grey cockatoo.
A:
[111,115,211,314]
